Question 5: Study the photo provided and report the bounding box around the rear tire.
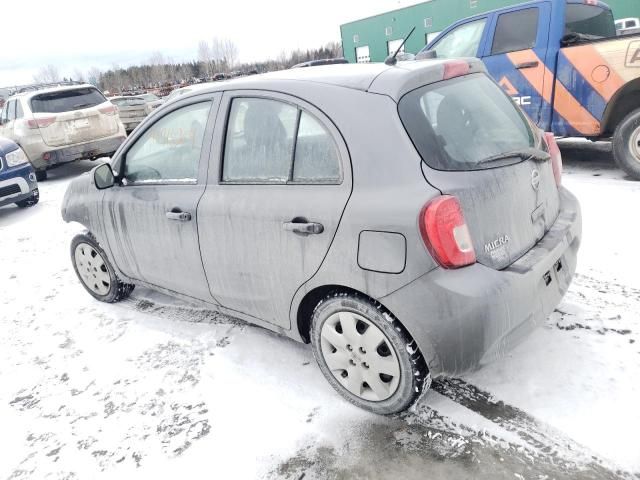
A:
[70,233,134,303]
[613,108,640,180]
[310,292,428,415]
[15,189,39,208]
[35,170,47,182]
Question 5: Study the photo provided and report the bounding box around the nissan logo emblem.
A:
[531,169,541,190]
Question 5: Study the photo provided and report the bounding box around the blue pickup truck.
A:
[420,0,640,180]
[0,137,39,209]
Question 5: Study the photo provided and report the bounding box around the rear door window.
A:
[398,73,535,171]
[222,97,341,183]
[430,19,487,58]
[491,8,539,55]
[31,87,107,114]
[7,100,16,121]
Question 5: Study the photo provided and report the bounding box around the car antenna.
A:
[384,27,416,66]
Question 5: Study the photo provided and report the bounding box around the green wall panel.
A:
[341,0,640,63]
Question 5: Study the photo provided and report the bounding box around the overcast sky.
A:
[1,0,415,86]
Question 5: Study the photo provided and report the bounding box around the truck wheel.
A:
[613,109,640,180]
[15,189,39,208]
[310,292,429,415]
[70,233,134,303]
[35,170,47,182]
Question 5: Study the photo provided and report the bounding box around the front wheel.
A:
[70,233,134,303]
[613,109,640,180]
[310,293,428,415]
[35,170,47,182]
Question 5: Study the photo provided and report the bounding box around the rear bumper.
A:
[381,187,582,377]
[0,164,38,207]
[27,135,126,170]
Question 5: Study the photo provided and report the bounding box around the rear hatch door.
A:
[30,87,119,147]
[400,73,559,270]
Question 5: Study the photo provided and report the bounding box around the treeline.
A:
[96,41,343,93]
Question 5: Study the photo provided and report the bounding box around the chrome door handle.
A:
[516,61,539,69]
[166,210,192,221]
[282,221,324,235]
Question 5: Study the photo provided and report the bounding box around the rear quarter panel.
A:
[555,36,640,135]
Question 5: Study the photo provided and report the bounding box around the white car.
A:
[0,83,126,180]
[616,17,640,35]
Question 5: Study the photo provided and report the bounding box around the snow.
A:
[1,149,639,478]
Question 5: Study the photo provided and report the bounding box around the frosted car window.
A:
[223,98,297,182]
[124,102,211,183]
[293,112,341,183]
[399,74,535,171]
[431,19,486,59]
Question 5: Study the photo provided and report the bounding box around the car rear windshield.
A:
[398,73,535,171]
[111,97,146,107]
[565,4,616,39]
[31,87,106,114]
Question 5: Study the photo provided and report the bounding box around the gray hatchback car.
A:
[61,58,581,414]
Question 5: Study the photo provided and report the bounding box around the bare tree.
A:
[211,37,239,71]
[33,64,61,83]
[149,51,167,85]
[72,69,86,83]
[198,40,213,78]
[87,67,101,86]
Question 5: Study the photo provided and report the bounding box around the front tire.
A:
[310,292,428,415]
[70,233,134,303]
[35,170,47,182]
[613,108,640,180]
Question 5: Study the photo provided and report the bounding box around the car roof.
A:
[12,83,99,99]
[180,58,486,102]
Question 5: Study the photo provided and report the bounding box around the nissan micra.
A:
[61,59,581,414]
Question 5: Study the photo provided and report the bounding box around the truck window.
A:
[565,4,616,39]
[430,19,487,58]
[491,8,539,55]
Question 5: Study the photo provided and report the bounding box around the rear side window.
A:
[565,5,616,38]
[222,97,341,183]
[31,88,107,114]
[398,74,535,171]
[491,8,539,55]
[7,100,16,121]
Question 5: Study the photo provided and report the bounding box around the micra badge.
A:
[484,235,510,253]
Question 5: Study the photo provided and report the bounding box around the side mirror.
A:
[94,163,115,189]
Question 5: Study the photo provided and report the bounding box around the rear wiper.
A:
[477,148,550,165]
[73,103,94,110]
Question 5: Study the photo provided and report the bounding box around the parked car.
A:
[109,96,151,134]
[0,137,39,209]
[164,83,212,102]
[291,58,349,68]
[61,60,581,414]
[139,93,163,110]
[419,0,640,180]
[616,17,640,35]
[0,83,126,181]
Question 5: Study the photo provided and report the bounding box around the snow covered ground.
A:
[1,143,638,479]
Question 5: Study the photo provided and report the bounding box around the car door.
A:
[198,91,352,328]
[481,4,552,128]
[102,94,220,302]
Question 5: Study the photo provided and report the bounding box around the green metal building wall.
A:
[340,0,640,63]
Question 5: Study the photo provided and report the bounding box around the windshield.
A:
[398,73,536,171]
[565,4,616,38]
[31,87,106,113]
[111,97,145,106]
[142,93,159,101]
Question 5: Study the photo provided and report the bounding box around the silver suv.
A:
[0,83,126,180]
[61,59,581,414]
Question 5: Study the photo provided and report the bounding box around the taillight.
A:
[443,60,470,80]
[26,117,56,129]
[544,132,563,186]
[99,105,117,115]
[419,196,476,269]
